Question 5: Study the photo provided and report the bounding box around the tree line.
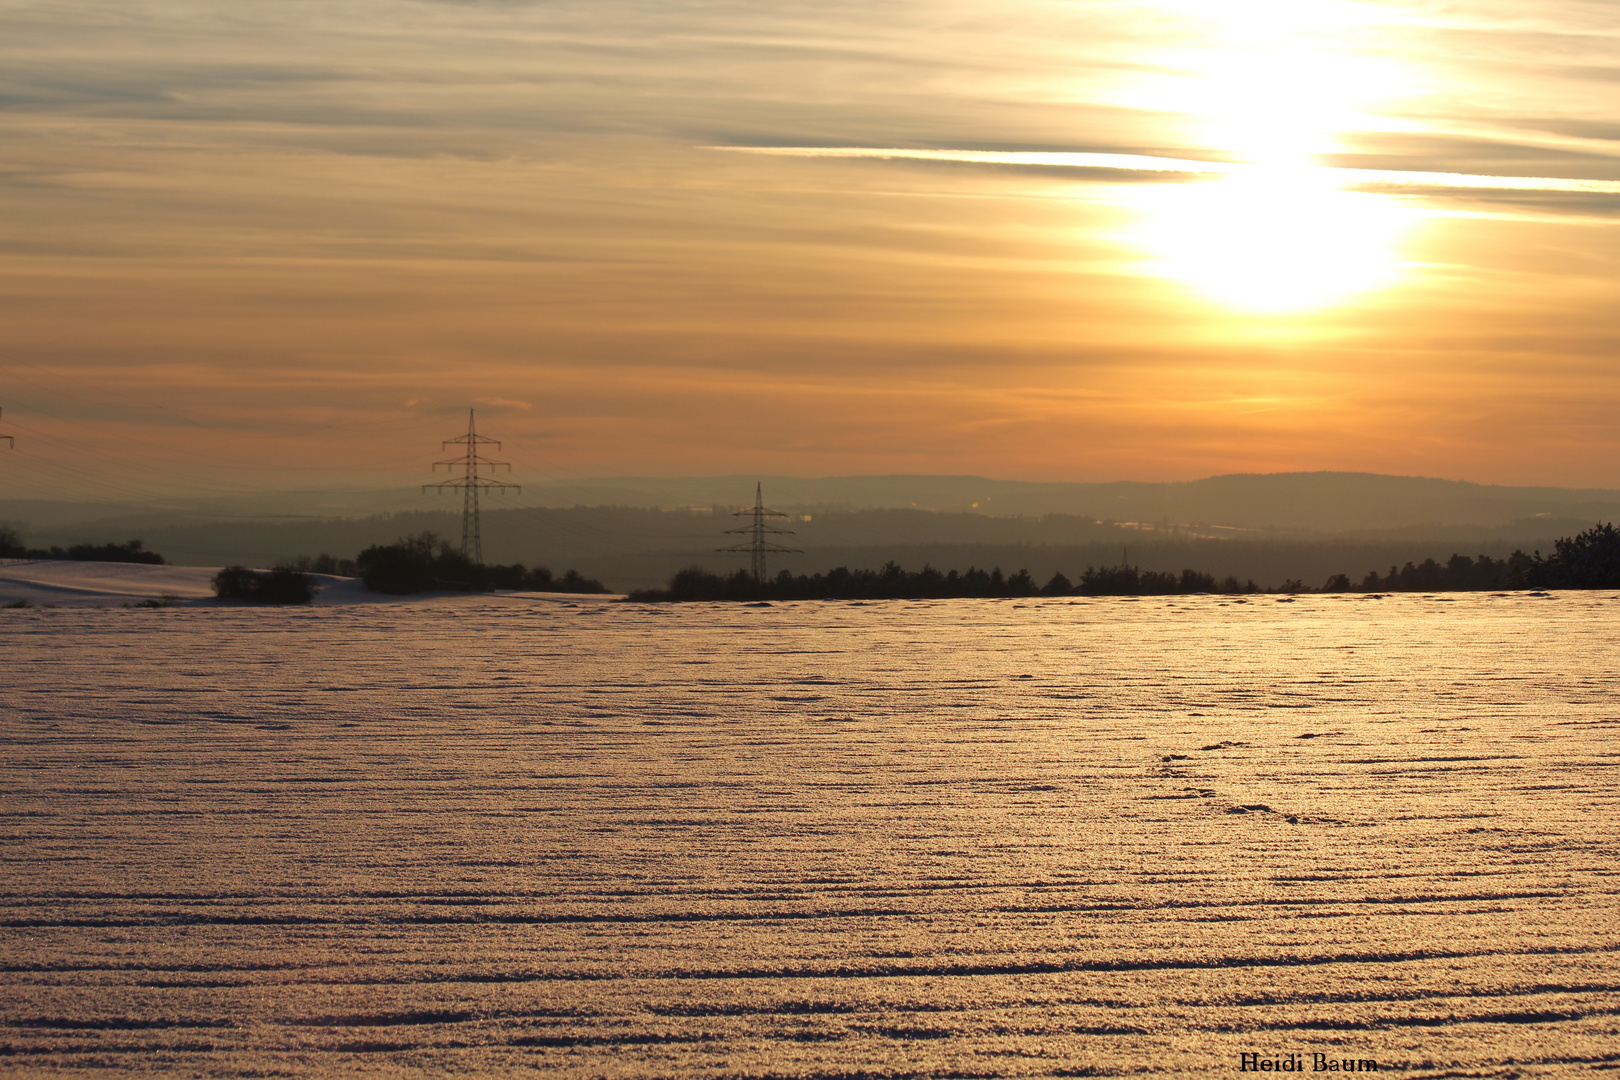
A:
[213,531,607,604]
[0,528,165,565]
[350,532,606,595]
[15,520,1619,606]
[630,523,1620,601]
[628,564,1256,602]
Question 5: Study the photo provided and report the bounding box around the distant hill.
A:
[0,507,1578,595]
[8,470,1620,533]
[3,472,1614,592]
[506,472,1620,534]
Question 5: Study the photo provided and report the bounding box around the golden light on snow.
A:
[6,593,1620,1071]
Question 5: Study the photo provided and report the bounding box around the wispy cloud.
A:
[4,0,1620,491]
[711,146,1620,195]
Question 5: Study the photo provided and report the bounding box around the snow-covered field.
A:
[2,588,1616,1078]
[0,560,610,608]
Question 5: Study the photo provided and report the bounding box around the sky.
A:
[2,0,1619,506]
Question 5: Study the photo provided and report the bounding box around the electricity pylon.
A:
[719,482,801,581]
[0,409,13,449]
[425,408,517,565]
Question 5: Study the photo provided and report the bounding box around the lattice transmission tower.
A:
[0,409,13,449]
[425,409,517,565]
[718,483,801,581]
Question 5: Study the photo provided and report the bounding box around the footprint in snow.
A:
[1225,804,1302,823]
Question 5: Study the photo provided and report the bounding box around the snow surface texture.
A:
[0,560,543,608]
[1,592,1616,1078]
[0,560,228,606]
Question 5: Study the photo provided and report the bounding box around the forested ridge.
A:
[630,523,1620,601]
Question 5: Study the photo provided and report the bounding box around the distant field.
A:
[2,595,1616,1077]
[0,560,623,608]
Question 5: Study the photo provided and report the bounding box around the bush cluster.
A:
[275,553,359,577]
[354,532,608,595]
[212,566,318,604]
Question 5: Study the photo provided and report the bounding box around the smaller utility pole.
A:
[718,483,801,581]
[425,409,518,565]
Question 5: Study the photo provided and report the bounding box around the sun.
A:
[1128,167,1415,313]
[1107,0,1420,313]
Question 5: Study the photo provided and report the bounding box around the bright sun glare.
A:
[1132,169,1413,314]
[1118,0,1418,313]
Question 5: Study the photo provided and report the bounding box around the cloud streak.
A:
[4,0,1620,492]
[711,146,1620,196]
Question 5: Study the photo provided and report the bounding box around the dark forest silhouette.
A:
[0,527,164,565]
[629,564,1257,602]
[14,522,1620,604]
[211,532,608,603]
[354,532,606,595]
[212,566,318,604]
[631,523,1620,601]
[1519,521,1620,589]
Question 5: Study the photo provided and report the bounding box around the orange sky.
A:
[2,0,1618,505]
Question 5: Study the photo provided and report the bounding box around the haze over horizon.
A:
[9,470,1620,594]
[12,467,1620,529]
[3,1,1619,503]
